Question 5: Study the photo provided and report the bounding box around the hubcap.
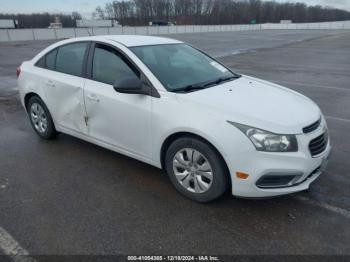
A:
[172,148,213,193]
[30,103,47,134]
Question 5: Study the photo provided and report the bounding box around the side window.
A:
[45,49,57,71]
[36,56,45,68]
[35,49,57,70]
[56,42,88,77]
[92,44,139,86]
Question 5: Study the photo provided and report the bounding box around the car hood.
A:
[176,75,321,134]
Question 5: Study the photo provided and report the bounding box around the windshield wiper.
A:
[173,74,241,93]
[172,84,208,93]
[203,75,241,88]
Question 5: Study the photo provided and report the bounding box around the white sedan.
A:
[17,35,331,202]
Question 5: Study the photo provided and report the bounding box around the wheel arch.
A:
[24,92,42,112]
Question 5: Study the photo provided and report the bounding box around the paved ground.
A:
[0,30,349,256]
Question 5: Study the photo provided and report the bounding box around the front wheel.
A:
[165,137,229,202]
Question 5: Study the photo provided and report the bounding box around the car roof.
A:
[69,35,183,47]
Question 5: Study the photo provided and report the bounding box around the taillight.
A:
[16,67,21,78]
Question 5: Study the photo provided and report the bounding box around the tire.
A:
[27,96,57,140]
[165,136,228,202]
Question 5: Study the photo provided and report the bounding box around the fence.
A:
[0,21,349,42]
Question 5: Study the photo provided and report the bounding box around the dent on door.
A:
[62,86,87,132]
[49,82,87,134]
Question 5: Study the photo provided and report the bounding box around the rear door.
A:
[38,42,89,134]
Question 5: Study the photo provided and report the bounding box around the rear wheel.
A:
[165,136,228,202]
[27,96,57,139]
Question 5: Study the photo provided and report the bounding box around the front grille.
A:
[309,132,328,157]
[303,118,321,133]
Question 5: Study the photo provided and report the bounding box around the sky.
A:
[0,0,349,17]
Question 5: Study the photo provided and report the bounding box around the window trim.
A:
[86,41,160,98]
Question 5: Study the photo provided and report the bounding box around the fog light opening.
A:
[256,173,303,188]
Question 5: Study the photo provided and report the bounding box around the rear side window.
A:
[35,49,57,70]
[36,57,45,68]
[45,49,57,71]
[92,44,139,85]
[55,42,88,77]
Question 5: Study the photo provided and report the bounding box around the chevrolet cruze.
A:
[17,35,331,202]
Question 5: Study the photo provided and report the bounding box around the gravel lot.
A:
[0,30,349,257]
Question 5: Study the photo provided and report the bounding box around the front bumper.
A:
[226,127,331,198]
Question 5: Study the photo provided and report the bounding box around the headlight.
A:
[227,121,298,152]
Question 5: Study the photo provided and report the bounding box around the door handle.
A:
[45,80,55,87]
[86,94,100,102]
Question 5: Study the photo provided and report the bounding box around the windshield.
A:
[130,44,239,92]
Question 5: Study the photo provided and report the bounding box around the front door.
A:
[83,43,152,160]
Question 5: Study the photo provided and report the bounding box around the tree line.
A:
[0,12,81,28]
[94,0,350,26]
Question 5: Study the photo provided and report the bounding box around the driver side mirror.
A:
[113,77,150,96]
